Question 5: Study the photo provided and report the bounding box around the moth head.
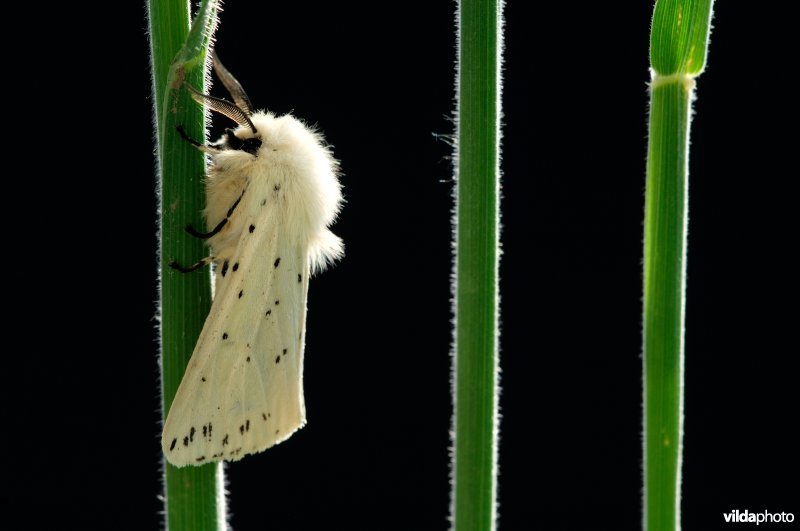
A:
[220,127,262,156]
[186,51,263,156]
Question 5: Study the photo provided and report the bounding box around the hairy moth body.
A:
[162,54,342,467]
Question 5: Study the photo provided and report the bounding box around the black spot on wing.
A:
[190,427,195,442]
[233,262,239,271]
[221,260,229,277]
[298,273,302,283]
[249,224,255,233]
[223,434,229,446]
[275,300,280,305]
[222,332,228,340]
[238,290,243,299]
[183,436,189,447]
[275,355,281,364]
[265,309,272,316]
[170,438,177,451]
[274,257,281,268]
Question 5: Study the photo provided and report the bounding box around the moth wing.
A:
[162,179,310,467]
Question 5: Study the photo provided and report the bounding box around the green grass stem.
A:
[452,0,503,529]
[148,0,224,529]
[644,1,714,529]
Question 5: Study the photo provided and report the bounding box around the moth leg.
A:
[185,218,227,239]
[168,257,212,273]
[176,125,222,154]
[184,190,245,239]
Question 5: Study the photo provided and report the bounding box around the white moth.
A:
[162,53,342,467]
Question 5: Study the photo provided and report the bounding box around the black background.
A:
[9,2,797,529]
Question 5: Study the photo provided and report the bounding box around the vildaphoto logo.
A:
[723,509,795,525]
